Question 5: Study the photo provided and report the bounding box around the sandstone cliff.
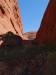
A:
[36,0,56,44]
[0,0,23,36]
[23,32,36,40]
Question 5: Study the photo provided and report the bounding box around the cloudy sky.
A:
[18,0,49,32]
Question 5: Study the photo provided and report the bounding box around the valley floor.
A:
[0,44,56,75]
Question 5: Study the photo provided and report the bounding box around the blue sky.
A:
[18,0,49,32]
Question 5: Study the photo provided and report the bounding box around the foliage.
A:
[0,43,56,60]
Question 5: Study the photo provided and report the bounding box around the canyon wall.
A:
[23,32,36,40]
[0,0,23,36]
[36,0,56,44]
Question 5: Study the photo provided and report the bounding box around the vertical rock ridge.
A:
[36,0,56,44]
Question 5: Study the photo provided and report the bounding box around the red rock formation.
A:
[23,32,36,40]
[0,0,23,36]
[36,0,56,44]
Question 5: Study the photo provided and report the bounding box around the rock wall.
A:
[23,32,36,40]
[0,0,23,36]
[36,0,56,44]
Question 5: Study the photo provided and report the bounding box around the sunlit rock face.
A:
[23,32,36,40]
[36,0,56,44]
[0,0,29,46]
[0,0,23,36]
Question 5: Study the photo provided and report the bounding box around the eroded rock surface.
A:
[23,32,36,40]
[0,0,23,35]
[36,0,56,44]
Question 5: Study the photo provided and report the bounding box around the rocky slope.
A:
[36,0,56,44]
[0,0,23,36]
